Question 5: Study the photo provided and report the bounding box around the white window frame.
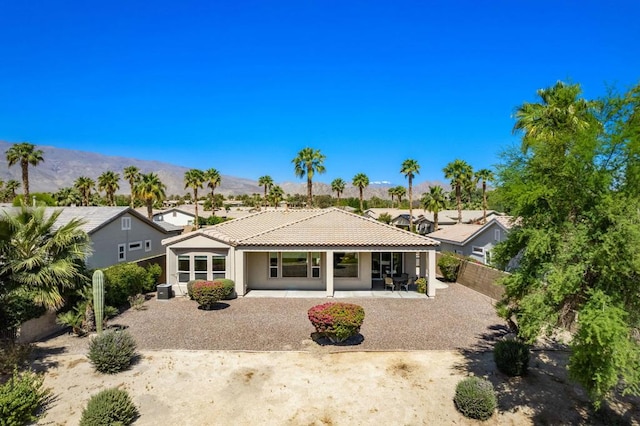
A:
[494,229,501,242]
[333,252,359,278]
[269,252,279,278]
[121,217,131,230]
[177,255,191,283]
[268,252,321,279]
[145,240,152,252]
[472,246,485,255]
[118,244,126,261]
[128,241,142,251]
[212,255,227,279]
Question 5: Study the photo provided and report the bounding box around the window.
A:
[118,244,126,261]
[194,255,208,280]
[172,211,177,217]
[212,255,226,279]
[128,241,142,251]
[269,252,278,278]
[333,252,358,278]
[282,252,308,277]
[311,252,321,278]
[178,255,190,283]
[145,240,152,252]
[121,217,131,230]
[472,246,485,254]
[494,229,501,242]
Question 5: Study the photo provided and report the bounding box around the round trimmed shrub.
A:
[186,279,201,299]
[80,388,138,426]
[87,330,137,374]
[494,339,530,376]
[438,254,462,282]
[308,302,365,343]
[214,278,237,300]
[454,376,497,420]
[192,280,233,308]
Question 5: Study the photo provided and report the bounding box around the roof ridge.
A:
[235,209,330,242]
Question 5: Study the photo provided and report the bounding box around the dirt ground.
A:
[34,345,640,425]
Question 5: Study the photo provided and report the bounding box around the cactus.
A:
[92,270,105,334]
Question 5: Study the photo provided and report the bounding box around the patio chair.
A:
[398,276,411,292]
[384,276,395,291]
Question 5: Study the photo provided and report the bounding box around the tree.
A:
[420,185,447,233]
[331,178,346,206]
[292,147,326,208]
[123,166,140,208]
[387,187,395,207]
[0,205,91,310]
[494,81,640,407]
[401,159,420,232]
[54,187,82,206]
[268,185,284,208]
[184,169,205,227]
[393,186,406,206]
[97,171,120,206]
[352,173,369,213]
[443,159,472,223]
[258,175,273,207]
[475,169,494,223]
[5,142,44,202]
[4,179,20,201]
[74,176,95,206]
[136,173,166,219]
[205,168,222,213]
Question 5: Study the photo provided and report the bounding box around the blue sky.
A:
[1,1,638,186]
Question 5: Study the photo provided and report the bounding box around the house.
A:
[163,208,441,297]
[427,216,515,265]
[365,208,498,234]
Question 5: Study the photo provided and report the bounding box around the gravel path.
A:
[38,283,506,354]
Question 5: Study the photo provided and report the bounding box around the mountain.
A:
[0,141,447,198]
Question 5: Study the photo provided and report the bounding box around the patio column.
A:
[326,250,334,297]
[427,249,436,297]
[234,249,246,296]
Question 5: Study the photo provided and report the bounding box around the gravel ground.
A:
[37,283,506,354]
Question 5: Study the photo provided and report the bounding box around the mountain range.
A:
[0,141,447,199]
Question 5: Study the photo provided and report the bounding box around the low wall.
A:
[17,311,64,343]
[436,253,507,300]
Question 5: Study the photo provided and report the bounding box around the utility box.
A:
[157,284,173,300]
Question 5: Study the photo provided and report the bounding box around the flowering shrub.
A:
[192,280,233,308]
[415,277,427,294]
[213,279,236,300]
[308,302,365,343]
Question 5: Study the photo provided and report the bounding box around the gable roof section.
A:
[163,208,440,248]
[428,216,514,245]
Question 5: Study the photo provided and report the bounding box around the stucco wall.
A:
[17,311,63,343]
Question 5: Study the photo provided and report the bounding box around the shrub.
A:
[79,388,138,426]
[103,263,149,306]
[128,294,146,310]
[438,254,462,282]
[0,342,33,375]
[454,376,497,420]
[143,263,163,292]
[308,302,365,343]
[214,279,236,300]
[87,330,137,374]
[186,280,201,299]
[494,339,530,376]
[415,277,427,294]
[0,369,50,425]
[191,280,232,308]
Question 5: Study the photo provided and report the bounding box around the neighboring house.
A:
[153,208,197,226]
[427,216,515,265]
[163,208,441,297]
[366,208,499,235]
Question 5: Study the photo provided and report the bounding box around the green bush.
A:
[103,263,149,306]
[415,277,427,294]
[192,280,233,308]
[0,342,33,375]
[143,263,162,292]
[494,339,530,376]
[87,330,137,374]
[214,279,236,300]
[308,302,365,343]
[0,369,50,425]
[79,388,138,426]
[186,280,201,299]
[454,376,497,420]
[438,254,462,282]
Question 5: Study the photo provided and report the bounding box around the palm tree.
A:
[401,159,420,232]
[136,173,166,219]
[184,169,205,227]
[331,178,346,206]
[97,171,120,206]
[463,165,476,207]
[268,185,284,209]
[475,169,495,223]
[205,168,222,212]
[74,176,95,206]
[5,180,20,201]
[394,186,406,205]
[292,147,326,208]
[123,166,140,208]
[5,142,44,202]
[443,159,473,223]
[421,186,447,233]
[352,173,369,213]
[388,187,396,207]
[53,187,82,206]
[258,175,273,208]
[0,205,91,310]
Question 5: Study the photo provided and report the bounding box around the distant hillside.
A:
[0,141,446,198]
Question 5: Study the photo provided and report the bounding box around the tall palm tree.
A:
[258,175,273,208]
[401,159,420,232]
[292,147,326,208]
[205,168,222,213]
[97,171,120,206]
[74,176,95,206]
[5,142,44,202]
[5,180,20,200]
[421,185,447,233]
[443,159,473,223]
[268,185,284,209]
[123,166,140,208]
[463,165,477,207]
[394,186,406,205]
[352,173,369,213]
[184,169,205,227]
[475,169,495,223]
[388,187,396,207]
[53,187,82,206]
[136,173,166,219]
[331,178,346,206]
[0,205,91,310]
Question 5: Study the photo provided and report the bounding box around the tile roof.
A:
[427,223,484,243]
[164,208,440,248]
